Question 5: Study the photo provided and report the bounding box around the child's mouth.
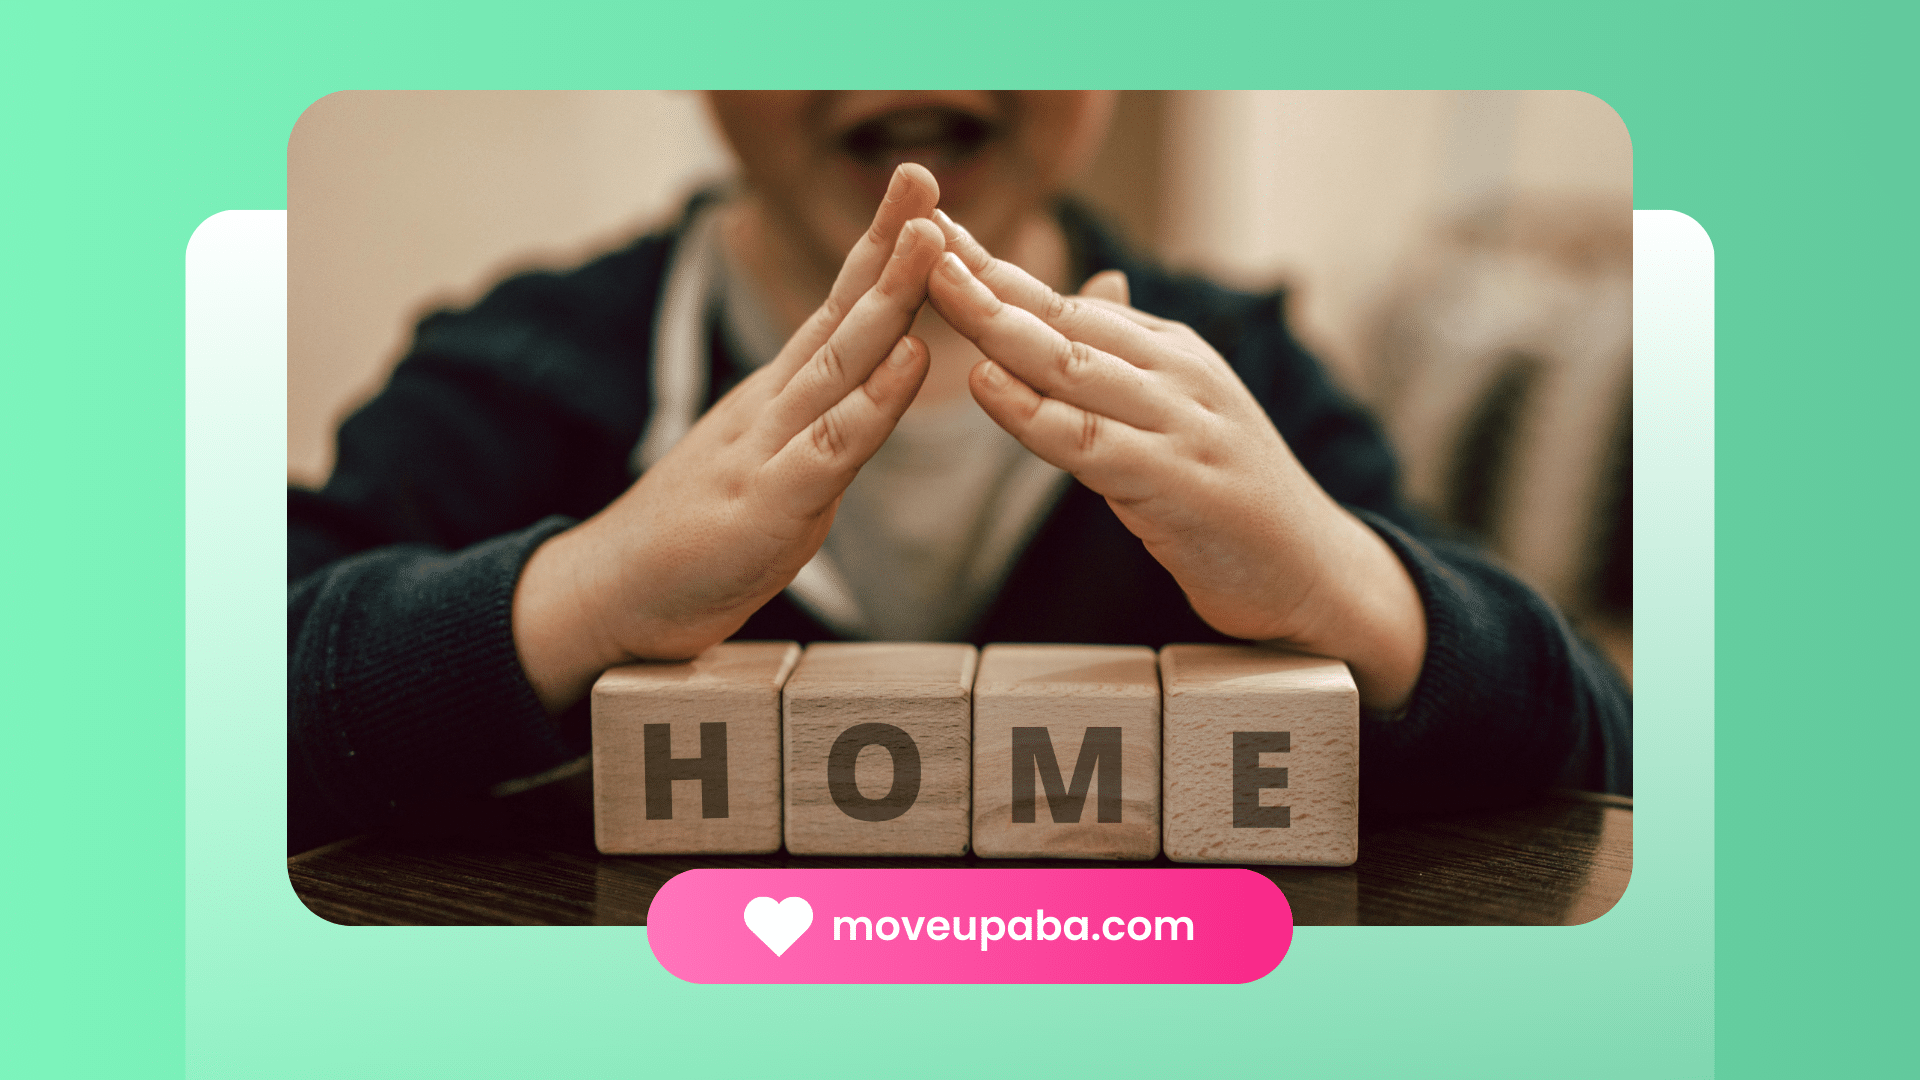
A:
[832,101,1000,205]
[838,106,997,172]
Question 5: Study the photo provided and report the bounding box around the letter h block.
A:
[591,642,800,854]
[783,643,975,856]
[972,644,1161,860]
[1160,644,1359,866]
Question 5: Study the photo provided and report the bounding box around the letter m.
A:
[834,916,873,941]
[1011,727,1122,823]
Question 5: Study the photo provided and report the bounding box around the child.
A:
[289,92,1629,853]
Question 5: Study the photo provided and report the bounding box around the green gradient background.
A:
[7,1,1910,1076]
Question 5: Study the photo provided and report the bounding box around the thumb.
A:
[1078,269,1130,306]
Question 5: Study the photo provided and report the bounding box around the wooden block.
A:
[783,642,976,856]
[591,641,800,855]
[971,644,1161,860]
[1160,644,1358,866]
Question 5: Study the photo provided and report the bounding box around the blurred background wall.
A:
[288,90,732,491]
[289,90,1631,670]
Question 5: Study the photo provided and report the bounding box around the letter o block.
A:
[783,643,975,856]
[1161,644,1359,866]
[972,644,1161,860]
[591,642,800,854]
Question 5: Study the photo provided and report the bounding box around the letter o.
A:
[828,723,921,821]
[876,917,900,941]
[1128,917,1151,941]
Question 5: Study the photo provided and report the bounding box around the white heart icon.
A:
[743,896,813,957]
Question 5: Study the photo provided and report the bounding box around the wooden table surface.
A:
[289,769,1630,927]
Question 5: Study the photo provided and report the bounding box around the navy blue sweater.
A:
[288,199,1631,854]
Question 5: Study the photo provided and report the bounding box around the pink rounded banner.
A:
[647,868,1293,983]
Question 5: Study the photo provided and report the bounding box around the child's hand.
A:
[926,211,1427,711]
[512,165,945,711]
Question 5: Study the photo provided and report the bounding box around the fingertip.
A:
[1080,269,1130,306]
[937,250,973,283]
[898,216,944,252]
[934,211,989,267]
[894,162,940,206]
[887,333,929,369]
[968,359,1031,425]
[870,335,930,411]
[928,251,994,326]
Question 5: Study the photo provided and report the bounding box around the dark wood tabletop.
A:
[288,767,1630,927]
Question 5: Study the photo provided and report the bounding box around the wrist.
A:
[562,510,758,665]
[512,524,633,714]
[1290,508,1427,713]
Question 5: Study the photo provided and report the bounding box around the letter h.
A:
[643,722,729,820]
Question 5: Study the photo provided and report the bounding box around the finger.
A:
[762,217,945,449]
[764,164,941,385]
[1074,273,1166,339]
[1071,295,1163,330]
[1079,269,1129,306]
[932,209,1172,361]
[969,358,1165,504]
[762,334,930,516]
[930,252,1176,432]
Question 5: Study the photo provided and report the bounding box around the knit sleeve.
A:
[1354,510,1632,817]
[287,519,582,854]
[287,233,672,853]
[286,358,632,852]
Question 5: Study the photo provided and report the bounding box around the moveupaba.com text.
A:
[830,911,1195,951]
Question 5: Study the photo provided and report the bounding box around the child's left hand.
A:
[926,211,1427,712]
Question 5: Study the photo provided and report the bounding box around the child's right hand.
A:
[510,164,945,712]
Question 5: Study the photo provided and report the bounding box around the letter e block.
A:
[972,644,1161,860]
[1161,644,1358,866]
[591,642,800,854]
[783,643,975,856]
